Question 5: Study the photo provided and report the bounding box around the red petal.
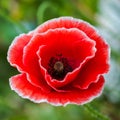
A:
[7,33,50,92]
[23,34,51,90]
[33,17,96,35]
[46,76,105,106]
[73,37,110,89]
[37,28,96,89]
[9,73,47,103]
[26,73,51,92]
[10,73,104,106]
[7,34,32,71]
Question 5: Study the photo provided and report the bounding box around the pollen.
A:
[54,61,64,72]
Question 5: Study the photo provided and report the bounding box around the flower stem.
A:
[84,104,111,120]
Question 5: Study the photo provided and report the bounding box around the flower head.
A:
[7,17,110,106]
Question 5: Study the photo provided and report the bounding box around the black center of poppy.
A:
[47,54,73,80]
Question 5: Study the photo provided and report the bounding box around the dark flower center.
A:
[47,54,73,80]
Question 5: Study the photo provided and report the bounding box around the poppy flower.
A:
[7,17,110,106]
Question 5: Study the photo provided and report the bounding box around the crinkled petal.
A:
[9,73,47,102]
[33,17,96,36]
[7,34,32,71]
[46,75,105,106]
[9,73,104,106]
[23,34,51,90]
[26,73,51,92]
[73,36,110,89]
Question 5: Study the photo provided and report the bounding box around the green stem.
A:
[84,104,111,120]
[37,1,51,24]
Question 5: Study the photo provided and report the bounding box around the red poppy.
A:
[7,17,110,106]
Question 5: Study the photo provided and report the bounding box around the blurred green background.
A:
[0,0,120,120]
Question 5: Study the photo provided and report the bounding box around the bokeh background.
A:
[0,0,120,120]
